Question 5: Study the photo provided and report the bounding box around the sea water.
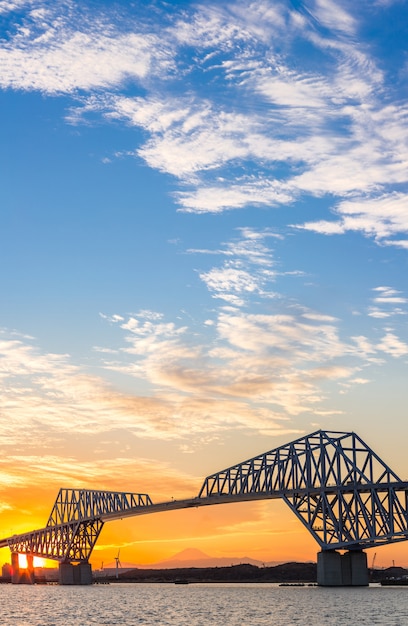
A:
[0,583,408,625]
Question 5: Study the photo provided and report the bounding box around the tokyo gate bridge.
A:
[1,430,407,586]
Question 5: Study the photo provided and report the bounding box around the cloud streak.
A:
[295,192,408,247]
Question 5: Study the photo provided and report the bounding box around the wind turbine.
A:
[114,550,122,579]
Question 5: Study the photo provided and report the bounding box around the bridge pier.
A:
[59,562,93,585]
[11,552,19,584]
[11,553,35,584]
[317,550,368,586]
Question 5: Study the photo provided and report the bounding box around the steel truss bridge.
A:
[1,430,408,568]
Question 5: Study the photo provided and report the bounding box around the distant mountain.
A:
[99,548,281,572]
[137,548,273,569]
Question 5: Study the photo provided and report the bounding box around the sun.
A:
[18,554,27,568]
[18,555,46,568]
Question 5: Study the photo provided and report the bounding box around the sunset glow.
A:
[17,555,46,569]
[18,555,27,569]
[0,0,407,572]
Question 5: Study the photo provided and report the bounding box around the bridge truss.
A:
[199,430,408,550]
[1,490,153,562]
[1,431,408,564]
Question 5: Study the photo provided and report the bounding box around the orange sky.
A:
[2,466,408,571]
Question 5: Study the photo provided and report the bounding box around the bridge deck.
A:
[1,481,407,549]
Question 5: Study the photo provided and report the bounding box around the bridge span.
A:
[1,430,408,586]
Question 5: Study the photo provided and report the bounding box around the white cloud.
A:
[200,268,259,305]
[377,331,408,358]
[375,297,407,304]
[107,95,298,183]
[368,309,392,319]
[302,313,338,322]
[373,286,402,296]
[196,228,277,305]
[308,0,357,35]
[366,286,408,320]
[296,192,408,245]
[171,1,287,49]
[351,335,377,357]
[382,240,408,250]
[176,179,294,214]
[254,67,334,110]
[0,0,32,13]
[0,31,157,93]
[0,3,172,93]
[215,312,347,361]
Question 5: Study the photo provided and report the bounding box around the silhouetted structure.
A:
[1,431,407,586]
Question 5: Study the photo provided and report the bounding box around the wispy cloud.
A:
[0,0,32,14]
[373,286,407,304]
[368,286,408,319]
[0,330,192,444]
[1,0,407,245]
[295,192,408,247]
[0,455,198,502]
[196,228,277,305]
[377,331,408,358]
[0,1,170,93]
[307,0,357,35]
[99,303,371,428]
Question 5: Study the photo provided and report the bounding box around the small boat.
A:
[174,579,189,585]
[381,578,408,586]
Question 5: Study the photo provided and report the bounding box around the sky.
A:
[0,0,407,569]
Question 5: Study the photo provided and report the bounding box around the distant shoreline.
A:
[99,562,317,584]
[1,562,404,585]
[96,562,408,585]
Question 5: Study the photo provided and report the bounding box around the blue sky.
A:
[0,0,407,563]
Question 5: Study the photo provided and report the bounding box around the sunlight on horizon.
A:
[17,555,47,568]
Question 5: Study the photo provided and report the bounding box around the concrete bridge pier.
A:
[11,553,35,584]
[11,552,19,584]
[317,550,368,586]
[25,554,35,584]
[59,562,93,585]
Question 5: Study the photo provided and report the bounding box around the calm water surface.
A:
[1,583,407,625]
